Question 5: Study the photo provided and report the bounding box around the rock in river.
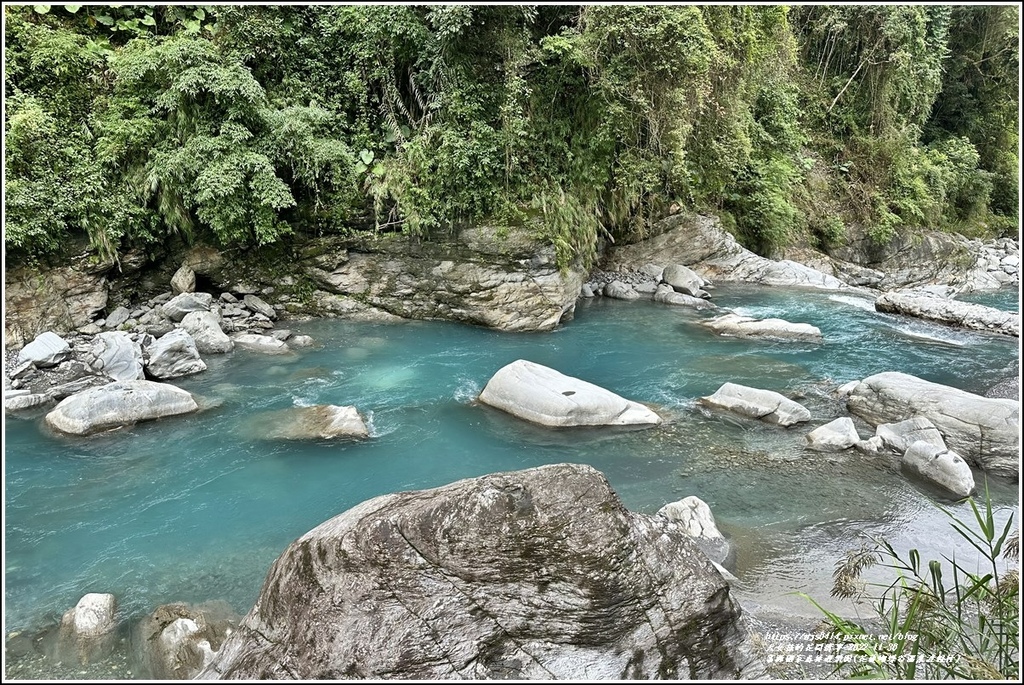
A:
[54,593,118,666]
[477,359,661,427]
[700,313,822,342]
[847,371,1019,479]
[658,496,732,567]
[875,291,1019,337]
[804,417,860,451]
[901,441,975,499]
[700,382,811,427]
[45,380,199,435]
[145,329,208,380]
[197,463,760,680]
[259,405,370,440]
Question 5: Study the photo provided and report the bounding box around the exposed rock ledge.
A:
[198,463,761,680]
[875,291,1019,337]
[603,214,850,290]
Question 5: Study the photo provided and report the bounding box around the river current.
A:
[4,284,1020,659]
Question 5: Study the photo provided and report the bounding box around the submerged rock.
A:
[131,601,239,680]
[804,417,860,451]
[260,405,370,441]
[901,441,975,498]
[198,463,760,680]
[700,313,822,342]
[699,382,811,427]
[54,593,118,666]
[658,496,732,566]
[230,333,290,354]
[45,380,198,435]
[875,291,1019,337]
[478,359,661,427]
[847,371,1019,479]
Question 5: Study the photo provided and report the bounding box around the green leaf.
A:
[354,161,368,174]
[193,8,206,21]
[94,14,115,26]
[185,19,201,33]
[33,5,51,14]
[65,5,81,13]
[359,149,374,165]
[141,15,157,27]
[371,164,385,176]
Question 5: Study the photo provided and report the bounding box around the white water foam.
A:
[828,294,876,312]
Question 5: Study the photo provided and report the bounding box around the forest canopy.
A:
[4,4,1020,268]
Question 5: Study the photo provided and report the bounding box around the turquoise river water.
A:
[4,284,1020,655]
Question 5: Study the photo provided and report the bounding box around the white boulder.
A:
[876,416,946,453]
[658,496,731,566]
[700,382,811,427]
[86,331,144,381]
[180,311,234,354]
[146,329,207,380]
[231,333,290,354]
[45,380,198,435]
[17,331,72,368]
[261,405,370,440]
[805,417,860,451]
[847,372,1019,478]
[902,440,975,498]
[55,593,118,665]
[478,360,661,427]
[700,313,822,342]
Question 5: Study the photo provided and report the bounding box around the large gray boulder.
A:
[653,284,717,310]
[847,372,1019,478]
[875,416,946,453]
[700,382,811,427]
[180,311,234,354]
[902,441,975,498]
[53,593,118,665]
[662,264,709,298]
[700,313,822,342]
[145,329,207,380]
[657,496,731,566]
[805,417,860,451]
[162,292,215,322]
[478,360,661,427]
[260,405,370,440]
[197,463,760,680]
[875,291,1019,337]
[603,280,640,301]
[45,380,199,435]
[170,265,197,295]
[242,294,277,320]
[85,331,145,381]
[17,331,72,367]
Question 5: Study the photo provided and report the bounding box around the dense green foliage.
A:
[5,4,1019,267]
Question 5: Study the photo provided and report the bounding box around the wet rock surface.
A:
[199,463,762,680]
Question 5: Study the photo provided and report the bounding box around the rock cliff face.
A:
[298,227,584,332]
[4,252,112,348]
[199,463,760,680]
[604,214,850,289]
